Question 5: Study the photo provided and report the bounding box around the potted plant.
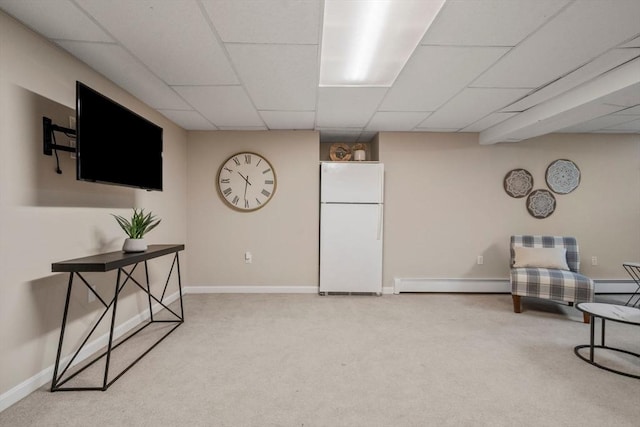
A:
[112,208,161,253]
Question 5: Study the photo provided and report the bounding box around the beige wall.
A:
[0,12,188,396]
[187,131,319,287]
[379,132,640,286]
[3,6,640,407]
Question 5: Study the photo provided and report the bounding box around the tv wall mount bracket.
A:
[43,116,76,156]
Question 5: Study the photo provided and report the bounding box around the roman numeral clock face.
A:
[217,152,277,211]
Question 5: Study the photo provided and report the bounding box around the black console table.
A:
[51,244,185,391]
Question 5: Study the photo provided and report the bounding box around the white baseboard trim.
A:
[382,286,394,295]
[0,291,181,413]
[184,285,396,295]
[185,285,319,294]
[393,278,638,295]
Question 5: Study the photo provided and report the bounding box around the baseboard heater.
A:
[393,278,637,294]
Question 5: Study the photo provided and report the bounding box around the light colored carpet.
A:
[1,293,639,427]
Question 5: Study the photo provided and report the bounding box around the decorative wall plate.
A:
[503,169,534,198]
[527,189,556,219]
[329,143,352,161]
[546,159,580,194]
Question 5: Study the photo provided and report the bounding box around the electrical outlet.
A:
[245,251,252,264]
[88,285,97,303]
[477,255,483,265]
[69,116,76,159]
[591,256,598,266]
[69,139,76,159]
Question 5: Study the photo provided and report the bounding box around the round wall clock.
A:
[216,152,276,212]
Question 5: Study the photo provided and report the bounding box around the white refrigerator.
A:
[320,162,384,295]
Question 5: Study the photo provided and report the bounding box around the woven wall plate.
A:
[546,159,580,194]
[329,143,352,161]
[503,169,534,198]
[526,189,556,219]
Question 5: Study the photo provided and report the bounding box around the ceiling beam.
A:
[479,57,640,144]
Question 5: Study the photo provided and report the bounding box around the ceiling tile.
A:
[4,0,640,140]
[599,82,640,107]
[614,105,640,115]
[202,0,320,44]
[422,0,569,47]
[217,125,267,131]
[319,129,362,143]
[502,102,623,141]
[474,0,640,88]
[174,86,264,127]
[418,88,529,129]
[317,88,387,128]
[227,44,318,111]
[557,114,639,133]
[504,49,640,112]
[76,0,238,85]
[380,46,509,111]
[461,112,517,132]
[55,41,192,110]
[622,36,640,48]
[600,118,640,132]
[259,111,315,130]
[158,109,216,130]
[0,0,112,42]
[414,128,460,132]
[365,112,430,131]
[357,131,377,142]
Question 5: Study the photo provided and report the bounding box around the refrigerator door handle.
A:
[377,205,383,241]
[379,167,384,203]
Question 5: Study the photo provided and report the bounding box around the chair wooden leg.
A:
[512,295,521,313]
[583,312,590,324]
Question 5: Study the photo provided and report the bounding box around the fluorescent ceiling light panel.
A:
[320,0,446,87]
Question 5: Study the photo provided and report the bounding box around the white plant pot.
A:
[123,238,147,253]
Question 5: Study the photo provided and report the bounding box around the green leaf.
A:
[112,208,161,239]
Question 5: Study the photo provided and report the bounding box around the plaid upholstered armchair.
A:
[510,235,594,323]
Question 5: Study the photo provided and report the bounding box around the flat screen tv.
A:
[76,81,163,191]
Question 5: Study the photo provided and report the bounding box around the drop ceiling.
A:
[1,0,639,144]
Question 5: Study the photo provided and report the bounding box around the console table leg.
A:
[176,253,184,320]
[144,261,153,322]
[103,269,122,390]
[51,273,74,390]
